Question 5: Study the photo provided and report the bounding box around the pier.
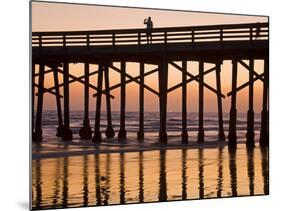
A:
[32,22,269,149]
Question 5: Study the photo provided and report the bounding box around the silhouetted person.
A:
[144,17,153,44]
[255,22,261,40]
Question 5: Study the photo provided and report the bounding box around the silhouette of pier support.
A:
[79,62,92,139]
[32,63,35,133]
[137,61,145,140]
[158,58,168,143]
[53,66,64,137]
[246,58,255,147]
[228,59,238,148]
[92,64,103,142]
[216,61,225,141]
[62,62,73,141]
[198,61,205,142]
[181,60,188,143]
[33,64,45,142]
[104,64,115,138]
[260,57,269,147]
[118,61,127,140]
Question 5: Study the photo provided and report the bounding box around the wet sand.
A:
[32,144,269,210]
[32,135,233,159]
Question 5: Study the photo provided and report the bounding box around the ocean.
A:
[39,111,262,143]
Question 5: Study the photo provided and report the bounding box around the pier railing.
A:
[32,22,268,48]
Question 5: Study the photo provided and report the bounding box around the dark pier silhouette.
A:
[32,22,269,149]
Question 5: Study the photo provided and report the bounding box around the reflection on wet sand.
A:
[198,149,204,199]
[34,159,42,210]
[139,152,144,203]
[159,150,167,202]
[32,146,269,210]
[181,149,187,200]
[217,147,223,198]
[83,155,89,206]
[229,148,237,197]
[119,152,125,204]
[261,148,269,195]
[247,148,255,195]
[52,158,61,207]
[62,156,69,208]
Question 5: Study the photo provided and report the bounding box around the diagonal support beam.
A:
[108,64,159,96]
[238,59,264,82]
[227,73,264,97]
[167,65,217,94]
[93,67,159,97]
[170,62,225,98]
[34,69,54,77]
[53,66,114,99]
[34,83,63,98]
[41,70,98,94]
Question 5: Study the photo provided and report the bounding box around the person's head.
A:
[148,16,151,20]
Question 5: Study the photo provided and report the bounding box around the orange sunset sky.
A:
[32,1,268,113]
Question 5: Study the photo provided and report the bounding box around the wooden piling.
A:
[62,62,73,140]
[137,61,145,140]
[53,66,64,137]
[182,61,188,144]
[158,58,168,143]
[33,64,45,142]
[104,63,115,138]
[228,59,238,148]
[79,62,92,139]
[118,61,127,140]
[198,61,205,142]
[32,63,35,133]
[216,61,225,141]
[260,57,269,147]
[246,58,255,147]
[92,64,103,142]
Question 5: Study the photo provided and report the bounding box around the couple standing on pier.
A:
[144,16,153,44]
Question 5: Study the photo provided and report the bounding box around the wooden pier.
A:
[32,22,269,148]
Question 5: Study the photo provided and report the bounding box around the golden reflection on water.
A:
[32,146,269,210]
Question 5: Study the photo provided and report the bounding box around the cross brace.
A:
[170,62,225,98]
[93,67,159,97]
[108,64,159,96]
